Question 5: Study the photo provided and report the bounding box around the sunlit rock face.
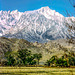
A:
[0,6,75,43]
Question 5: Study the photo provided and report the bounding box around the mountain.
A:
[0,37,75,63]
[0,6,75,43]
[0,10,23,35]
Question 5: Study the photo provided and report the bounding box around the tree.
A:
[46,55,69,67]
[6,54,15,66]
[33,53,42,65]
[46,56,58,67]
[69,0,75,8]
[67,0,75,39]
[18,49,31,65]
[5,51,15,66]
[27,55,36,65]
[68,56,75,66]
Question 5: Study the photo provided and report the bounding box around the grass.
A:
[0,67,75,75]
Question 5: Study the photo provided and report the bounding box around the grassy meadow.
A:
[0,67,75,75]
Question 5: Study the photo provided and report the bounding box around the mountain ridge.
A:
[0,6,75,43]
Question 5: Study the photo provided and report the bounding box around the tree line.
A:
[1,49,42,66]
[46,52,75,67]
[0,49,75,67]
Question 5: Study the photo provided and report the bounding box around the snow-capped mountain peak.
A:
[37,6,64,19]
[39,6,50,12]
[0,7,75,43]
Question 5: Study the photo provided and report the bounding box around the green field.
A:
[0,67,75,75]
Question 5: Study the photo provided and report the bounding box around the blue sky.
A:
[0,0,74,16]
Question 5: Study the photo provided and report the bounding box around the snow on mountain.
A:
[0,6,75,43]
[0,10,23,35]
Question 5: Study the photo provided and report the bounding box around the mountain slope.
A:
[0,6,75,43]
[0,37,75,63]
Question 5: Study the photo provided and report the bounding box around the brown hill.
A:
[0,37,75,64]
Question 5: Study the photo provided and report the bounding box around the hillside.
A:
[0,37,75,64]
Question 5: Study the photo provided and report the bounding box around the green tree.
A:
[6,54,15,66]
[46,56,68,67]
[46,56,58,67]
[33,53,42,65]
[5,51,15,66]
[46,60,50,66]
[18,49,31,65]
[27,55,36,65]
[68,57,75,66]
